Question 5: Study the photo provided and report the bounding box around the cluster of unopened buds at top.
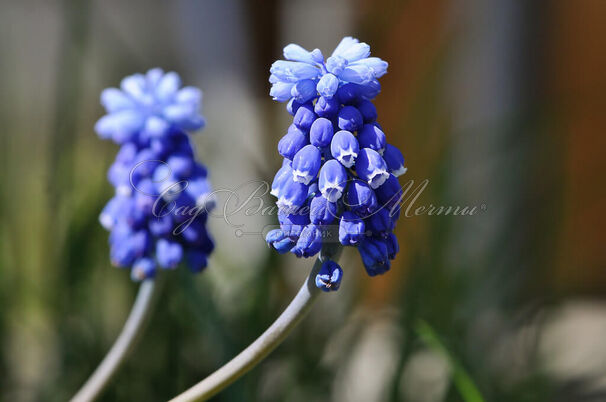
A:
[266,37,407,292]
[95,68,215,281]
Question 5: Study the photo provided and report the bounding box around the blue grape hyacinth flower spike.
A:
[266,37,407,291]
[97,69,215,281]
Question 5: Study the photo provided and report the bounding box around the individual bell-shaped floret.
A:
[291,79,317,103]
[357,124,386,154]
[266,228,296,254]
[316,73,340,99]
[309,118,334,148]
[293,103,317,130]
[375,174,403,210]
[315,260,343,292]
[314,96,340,118]
[339,211,366,246]
[382,144,407,177]
[357,100,377,123]
[278,125,309,160]
[277,176,309,209]
[309,193,338,225]
[278,210,310,238]
[330,130,359,168]
[355,148,389,189]
[337,105,363,132]
[271,162,293,197]
[319,159,348,202]
[292,224,323,258]
[358,238,390,276]
[292,145,322,185]
[344,179,378,217]
[365,208,394,238]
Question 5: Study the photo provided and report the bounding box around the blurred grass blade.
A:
[415,320,485,402]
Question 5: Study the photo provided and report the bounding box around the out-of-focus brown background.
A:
[0,0,605,401]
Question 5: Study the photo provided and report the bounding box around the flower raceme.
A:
[97,68,214,281]
[266,37,407,291]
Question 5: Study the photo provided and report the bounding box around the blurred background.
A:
[1,0,605,401]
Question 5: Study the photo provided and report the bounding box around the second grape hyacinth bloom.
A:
[97,68,215,281]
[267,37,407,291]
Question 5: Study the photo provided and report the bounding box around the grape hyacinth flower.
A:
[267,37,406,290]
[74,69,214,402]
[171,38,407,402]
[97,68,215,281]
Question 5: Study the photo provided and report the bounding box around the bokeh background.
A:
[1,0,605,401]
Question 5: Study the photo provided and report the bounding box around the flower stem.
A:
[71,279,161,402]
[170,247,341,402]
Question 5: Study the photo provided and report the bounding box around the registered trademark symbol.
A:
[481,204,487,211]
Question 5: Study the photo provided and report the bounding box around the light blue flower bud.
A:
[330,130,359,168]
[331,37,359,58]
[340,64,374,85]
[155,71,181,102]
[292,145,322,185]
[283,44,317,64]
[291,79,317,103]
[355,148,389,189]
[358,124,386,154]
[309,118,334,148]
[383,144,407,176]
[352,57,388,78]
[101,88,135,113]
[270,60,320,83]
[270,81,295,102]
[316,73,339,98]
[319,159,348,202]
[339,211,365,246]
[95,110,145,143]
[315,260,343,291]
[337,41,371,63]
[326,56,348,76]
[311,48,324,63]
